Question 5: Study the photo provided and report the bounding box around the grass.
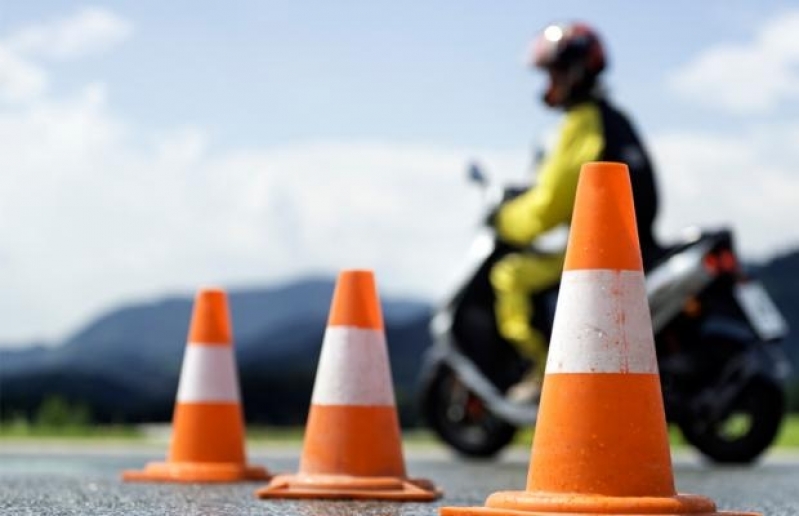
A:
[513,415,799,449]
[0,416,142,440]
[510,424,691,449]
[774,415,799,447]
[3,415,799,449]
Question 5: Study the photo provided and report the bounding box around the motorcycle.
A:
[418,162,791,463]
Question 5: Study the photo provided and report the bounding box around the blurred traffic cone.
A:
[123,288,270,483]
[256,270,441,501]
[441,162,758,516]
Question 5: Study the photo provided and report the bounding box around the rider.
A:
[492,22,660,402]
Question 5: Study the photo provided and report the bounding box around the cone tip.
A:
[338,269,374,283]
[328,269,384,330]
[564,161,643,272]
[580,160,629,176]
[188,286,232,345]
[196,287,226,301]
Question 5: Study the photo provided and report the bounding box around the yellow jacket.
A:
[495,102,603,246]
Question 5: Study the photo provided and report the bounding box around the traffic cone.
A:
[123,288,270,483]
[441,162,758,516]
[255,269,441,501]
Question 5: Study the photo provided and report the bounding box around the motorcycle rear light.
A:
[703,254,720,274]
[703,249,739,275]
[718,249,739,272]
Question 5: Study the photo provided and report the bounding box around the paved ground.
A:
[1,443,797,515]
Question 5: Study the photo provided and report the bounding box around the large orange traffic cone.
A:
[441,162,758,516]
[256,270,441,501]
[123,288,270,483]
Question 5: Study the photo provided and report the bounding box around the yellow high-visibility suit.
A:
[491,98,659,378]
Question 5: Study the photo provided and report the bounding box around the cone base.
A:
[440,491,759,515]
[440,509,759,516]
[256,473,441,501]
[122,461,270,483]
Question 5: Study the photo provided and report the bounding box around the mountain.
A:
[0,277,434,426]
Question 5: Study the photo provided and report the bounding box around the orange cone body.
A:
[123,288,269,483]
[441,162,759,515]
[255,270,441,501]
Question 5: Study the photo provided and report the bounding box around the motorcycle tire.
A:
[678,378,785,464]
[422,367,517,459]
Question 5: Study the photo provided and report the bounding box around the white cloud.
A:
[6,75,796,346]
[669,11,799,114]
[0,9,531,346]
[652,127,799,259]
[0,81,525,343]
[0,45,46,102]
[5,7,133,60]
[0,7,133,105]
[2,5,797,348]
[0,8,528,346]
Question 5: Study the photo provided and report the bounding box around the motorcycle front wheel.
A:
[678,378,785,464]
[422,367,517,459]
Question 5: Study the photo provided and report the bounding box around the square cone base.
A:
[123,461,270,483]
[256,473,442,501]
[440,491,760,515]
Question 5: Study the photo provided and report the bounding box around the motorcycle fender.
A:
[699,314,758,344]
[749,343,792,384]
[690,344,788,429]
[416,341,451,392]
[699,316,790,383]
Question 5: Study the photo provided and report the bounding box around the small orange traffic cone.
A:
[255,270,441,501]
[123,288,270,483]
[441,162,758,516]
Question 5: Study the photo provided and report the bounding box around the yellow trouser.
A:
[489,251,565,377]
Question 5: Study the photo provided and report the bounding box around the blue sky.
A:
[1,1,798,344]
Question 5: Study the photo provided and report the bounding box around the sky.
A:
[1,1,798,346]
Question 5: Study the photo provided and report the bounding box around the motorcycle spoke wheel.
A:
[679,379,785,464]
[424,369,517,458]
[442,379,497,442]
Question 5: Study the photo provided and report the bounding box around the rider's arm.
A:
[495,103,604,246]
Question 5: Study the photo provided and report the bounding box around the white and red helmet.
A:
[529,22,607,107]
[530,22,606,74]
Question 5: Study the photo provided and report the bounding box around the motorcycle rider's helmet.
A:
[529,22,606,108]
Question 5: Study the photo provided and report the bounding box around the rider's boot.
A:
[503,332,547,405]
[494,301,547,404]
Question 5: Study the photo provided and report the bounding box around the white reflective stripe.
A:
[546,269,658,374]
[311,326,395,406]
[176,344,241,402]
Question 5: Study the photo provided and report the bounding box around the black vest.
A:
[597,99,660,264]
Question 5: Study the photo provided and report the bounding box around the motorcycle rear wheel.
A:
[678,378,785,464]
[423,367,517,459]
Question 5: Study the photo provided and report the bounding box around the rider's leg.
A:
[490,252,565,397]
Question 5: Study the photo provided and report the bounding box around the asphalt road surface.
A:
[1,443,797,515]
